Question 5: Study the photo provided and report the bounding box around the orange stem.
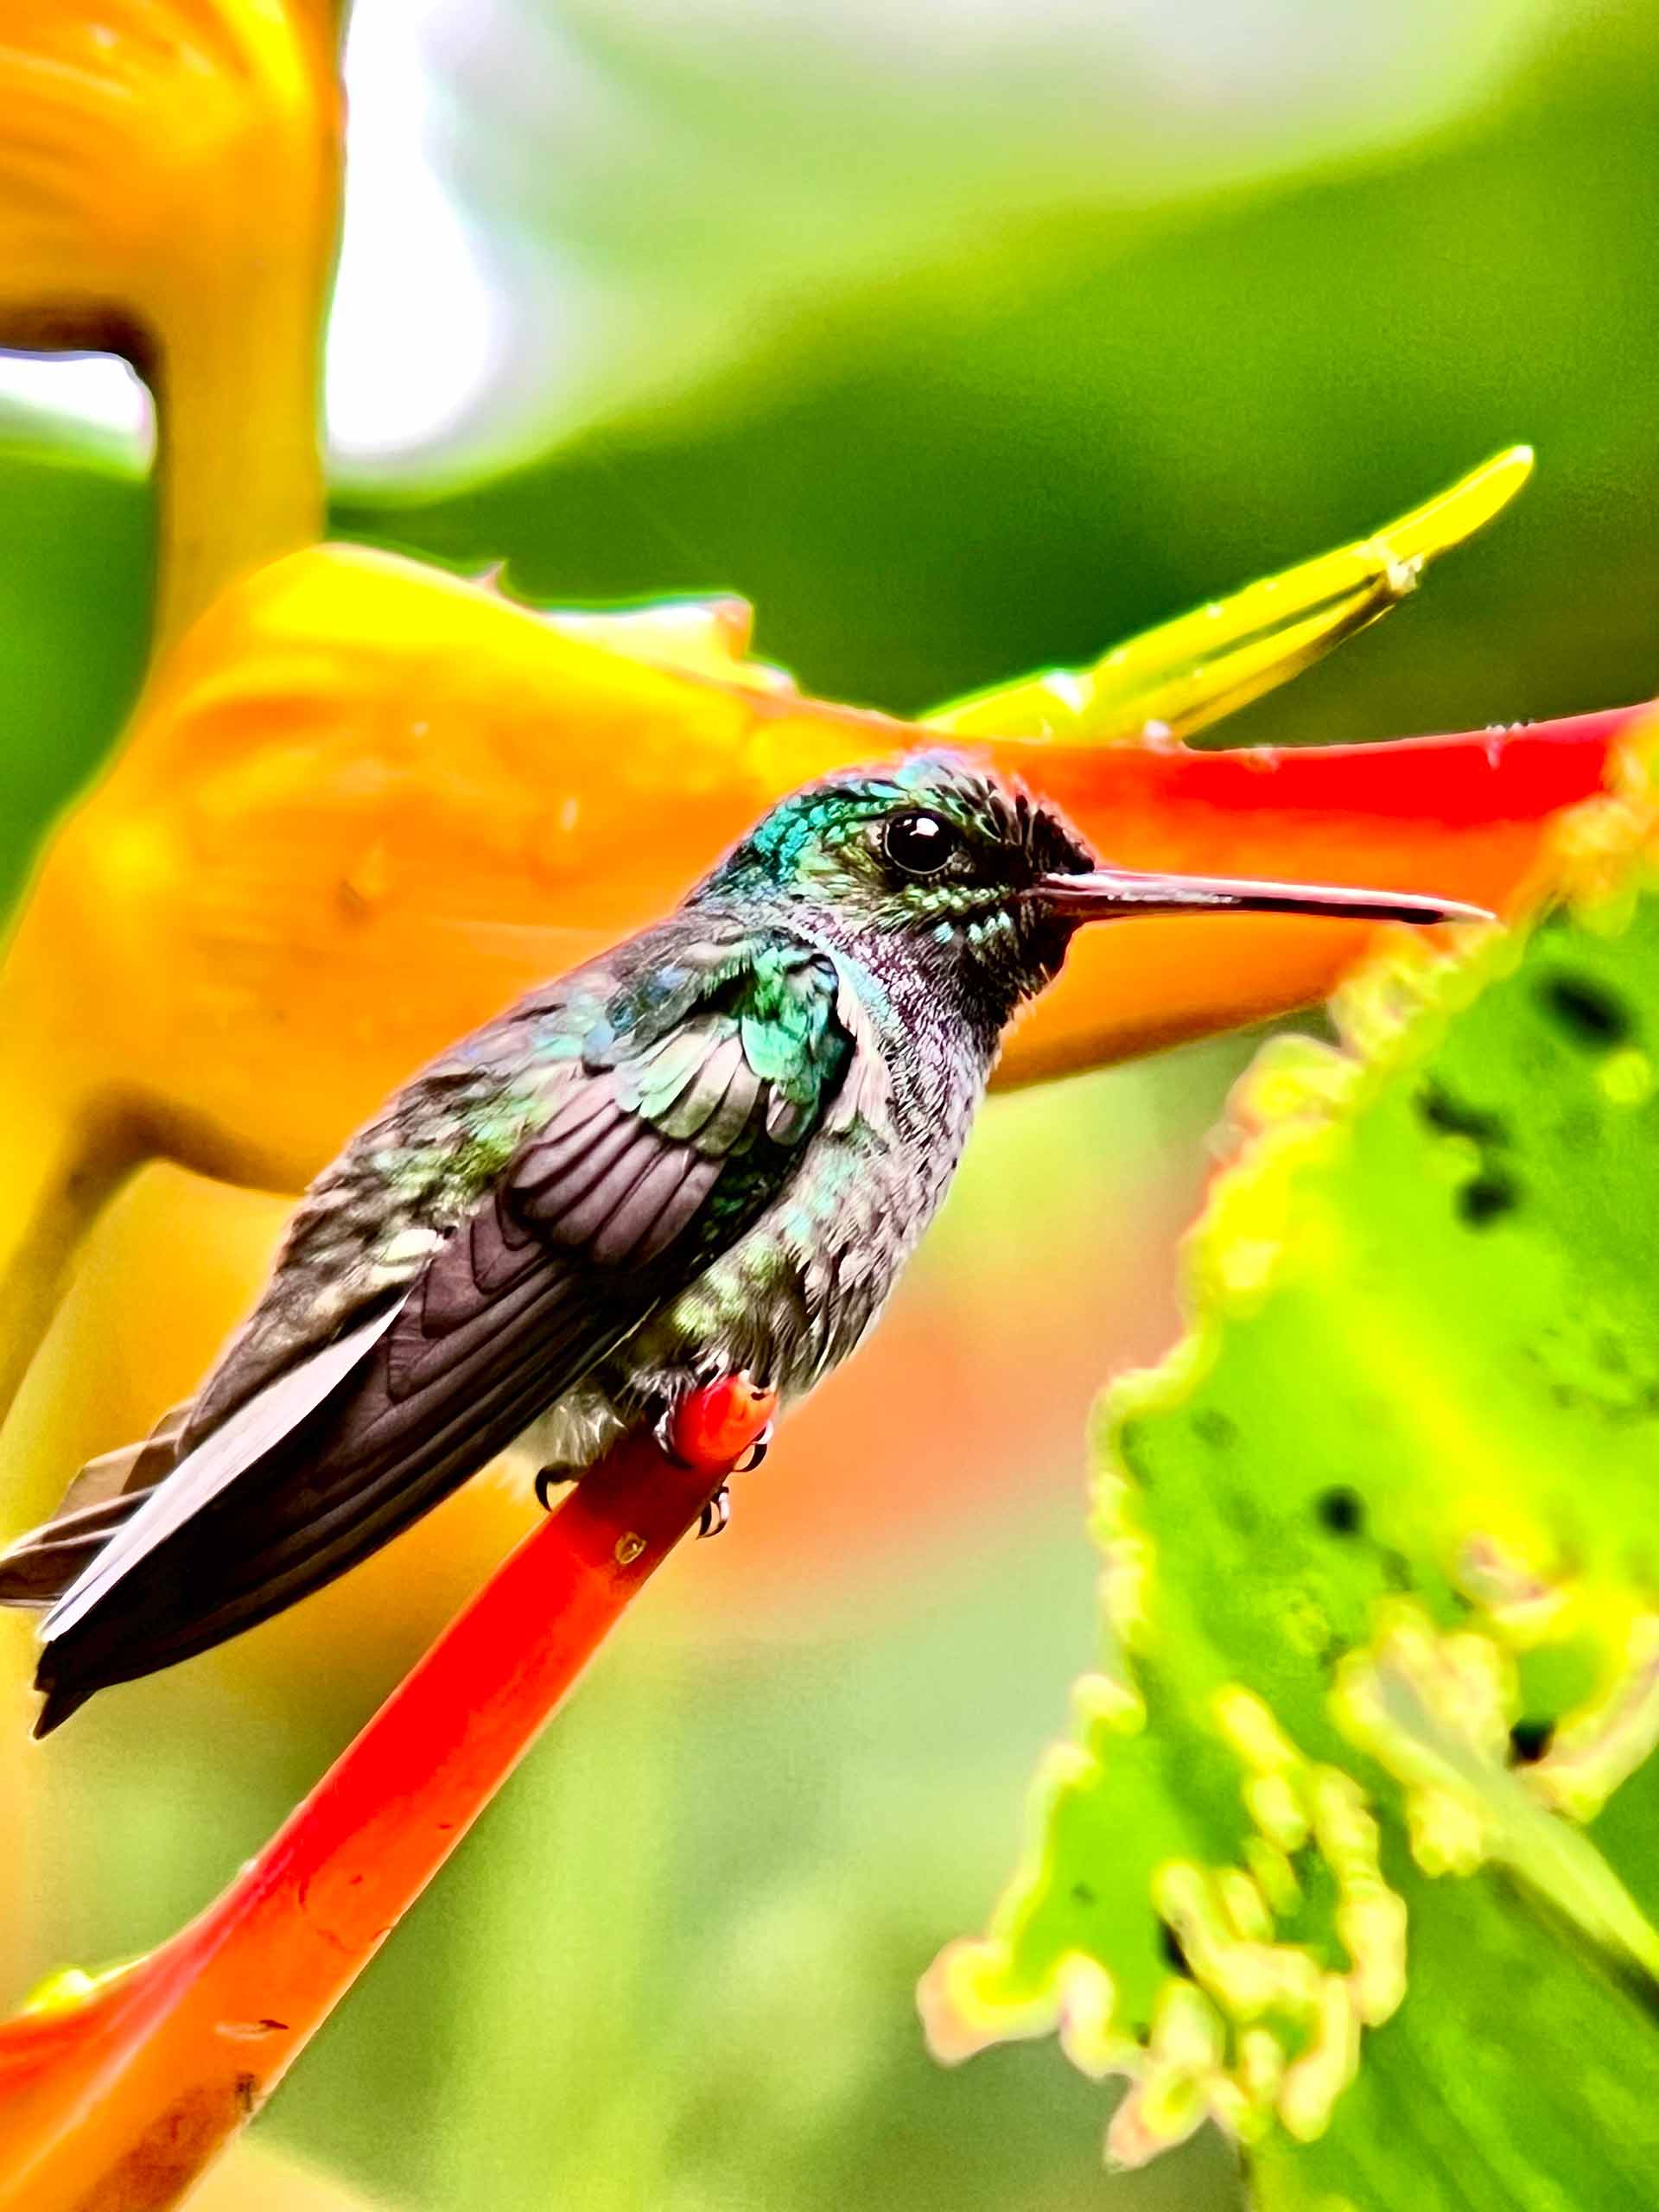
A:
[0,1380,776,2212]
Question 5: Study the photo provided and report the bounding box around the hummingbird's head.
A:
[696,751,1489,1036]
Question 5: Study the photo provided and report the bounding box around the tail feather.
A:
[33,1684,92,1740]
[0,1492,149,1607]
[54,1399,193,1522]
[0,1396,193,1612]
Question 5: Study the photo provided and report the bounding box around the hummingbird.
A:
[0,752,1484,1734]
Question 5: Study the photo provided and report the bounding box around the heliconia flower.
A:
[0,447,1638,1443]
[0,9,1644,2204]
[0,0,341,646]
[0,1379,774,2212]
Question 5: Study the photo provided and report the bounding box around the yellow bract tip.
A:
[1371,444,1534,571]
[929,444,1535,748]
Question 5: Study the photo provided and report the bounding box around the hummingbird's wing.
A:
[28,926,866,1727]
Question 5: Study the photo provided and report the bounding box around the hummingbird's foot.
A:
[652,1397,692,1470]
[697,1485,732,1539]
[653,1376,775,1475]
[533,1465,568,1514]
[731,1422,772,1474]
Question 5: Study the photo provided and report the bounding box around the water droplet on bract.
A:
[340,841,393,913]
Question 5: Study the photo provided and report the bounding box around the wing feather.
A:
[45,1300,408,1641]
[653,1030,747,1141]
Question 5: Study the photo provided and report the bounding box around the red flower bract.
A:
[0,1378,776,2212]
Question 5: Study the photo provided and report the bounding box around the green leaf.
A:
[927,822,1659,2205]
[0,437,149,915]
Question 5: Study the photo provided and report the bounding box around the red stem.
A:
[0,1382,775,2211]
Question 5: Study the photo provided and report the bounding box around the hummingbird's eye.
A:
[881,810,960,878]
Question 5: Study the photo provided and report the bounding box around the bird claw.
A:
[656,1382,773,1484]
[534,1465,563,1514]
[652,1398,691,1470]
[731,1421,772,1474]
[688,1410,770,1539]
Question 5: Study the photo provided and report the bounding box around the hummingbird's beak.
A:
[1032,868,1493,928]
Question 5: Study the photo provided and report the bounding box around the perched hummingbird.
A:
[0,753,1483,1733]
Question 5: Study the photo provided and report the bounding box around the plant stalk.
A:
[0,1382,773,2211]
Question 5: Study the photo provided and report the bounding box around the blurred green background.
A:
[1,0,1656,2204]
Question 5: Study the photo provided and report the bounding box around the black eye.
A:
[882,810,960,878]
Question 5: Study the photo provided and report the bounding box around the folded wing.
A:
[26,927,855,1728]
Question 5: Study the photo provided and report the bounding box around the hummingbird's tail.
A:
[0,1400,192,1612]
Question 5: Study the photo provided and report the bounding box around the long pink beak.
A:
[1033,868,1492,928]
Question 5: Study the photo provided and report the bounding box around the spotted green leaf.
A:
[925,810,1659,2207]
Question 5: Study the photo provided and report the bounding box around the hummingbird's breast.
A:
[512,950,995,1483]
[624,955,992,1406]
